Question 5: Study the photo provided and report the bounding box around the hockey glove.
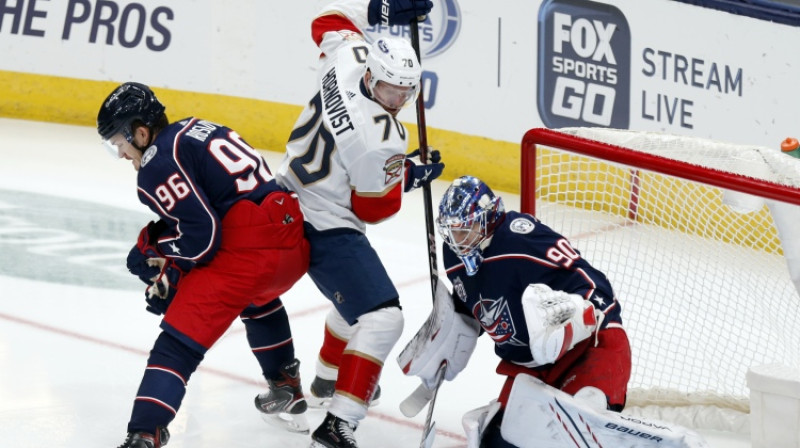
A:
[367,0,434,26]
[127,219,168,284]
[143,258,184,316]
[404,147,444,193]
[522,284,602,366]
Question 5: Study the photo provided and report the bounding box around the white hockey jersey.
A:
[276,1,410,233]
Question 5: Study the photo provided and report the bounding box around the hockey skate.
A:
[307,376,381,409]
[254,358,310,434]
[309,412,358,448]
[115,427,169,448]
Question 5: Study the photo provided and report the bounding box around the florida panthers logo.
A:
[473,294,524,346]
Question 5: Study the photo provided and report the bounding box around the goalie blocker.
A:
[397,280,480,390]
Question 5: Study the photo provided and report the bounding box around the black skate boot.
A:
[308,376,381,408]
[310,412,358,448]
[116,427,169,448]
[254,358,309,433]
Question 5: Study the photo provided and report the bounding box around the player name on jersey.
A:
[321,67,356,136]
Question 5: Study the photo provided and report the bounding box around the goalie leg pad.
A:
[500,374,710,448]
[462,400,502,448]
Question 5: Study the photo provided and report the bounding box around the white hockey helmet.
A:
[365,37,421,113]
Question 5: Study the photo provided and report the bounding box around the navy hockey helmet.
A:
[97,82,165,141]
[437,176,505,276]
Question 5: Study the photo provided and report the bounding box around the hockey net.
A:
[521,127,800,434]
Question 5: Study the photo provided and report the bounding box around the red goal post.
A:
[520,127,800,433]
[522,128,800,214]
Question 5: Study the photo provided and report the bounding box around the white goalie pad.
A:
[501,374,710,448]
[462,400,502,448]
[522,283,599,366]
[397,280,480,389]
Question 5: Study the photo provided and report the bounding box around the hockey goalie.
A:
[397,175,708,448]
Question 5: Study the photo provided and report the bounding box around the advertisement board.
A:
[2,0,800,191]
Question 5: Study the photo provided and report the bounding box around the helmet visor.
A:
[372,81,417,111]
[101,133,129,159]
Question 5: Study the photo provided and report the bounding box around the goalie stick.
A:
[410,16,439,305]
[399,12,443,431]
[400,382,436,418]
[419,361,447,448]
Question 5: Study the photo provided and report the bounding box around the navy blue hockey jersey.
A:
[136,118,281,267]
[443,211,623,367]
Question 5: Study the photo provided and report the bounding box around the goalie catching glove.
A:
[397,280,480,389]
[522,283,602,366]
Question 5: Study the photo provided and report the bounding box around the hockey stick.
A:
[419,361,447,448]
[410,16,439,305]
[400,382,435,418]
[398,13,443,428]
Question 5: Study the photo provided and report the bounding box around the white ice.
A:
[0,119,749,447]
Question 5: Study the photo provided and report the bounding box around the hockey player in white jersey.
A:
[274,0,439,447]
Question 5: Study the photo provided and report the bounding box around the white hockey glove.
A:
[397,280,481,389]
[522,283,601,366]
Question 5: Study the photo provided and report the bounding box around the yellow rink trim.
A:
[0,71,521,193]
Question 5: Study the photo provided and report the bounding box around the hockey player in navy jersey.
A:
[398,175,632,447]
[97,82,311,448]
[399,176,709,447]
[274,0,439,446]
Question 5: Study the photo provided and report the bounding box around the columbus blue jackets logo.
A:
[364,0,461,59]
[537,0,631,128]
[473,294,524,346]
[141,145,157,167]
[509,218,535,234]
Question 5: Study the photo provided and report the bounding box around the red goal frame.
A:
[520,128,800,215]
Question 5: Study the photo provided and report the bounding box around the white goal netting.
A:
[521,127,800,433]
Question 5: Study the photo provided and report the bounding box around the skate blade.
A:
[261,411,310,434]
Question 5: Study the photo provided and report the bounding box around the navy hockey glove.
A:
[127,220,168,284]
[368,0,434,26]
[404,147,444,192]
[144,259,183,316]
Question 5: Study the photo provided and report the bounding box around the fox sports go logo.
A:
[538,0,631,128]
[364,0,461,59]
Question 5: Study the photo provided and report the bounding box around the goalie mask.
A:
[437,176,505,276]
[365,37,421,115]
[97,82,165,157]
